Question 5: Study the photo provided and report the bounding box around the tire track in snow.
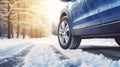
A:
[50,46,69,60]
[0,45,34,67]
[50,46,78,67]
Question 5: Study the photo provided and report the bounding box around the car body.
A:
[58,0,120,49]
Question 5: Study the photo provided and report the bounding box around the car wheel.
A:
[115,38,120,46]
[58,16,81,49]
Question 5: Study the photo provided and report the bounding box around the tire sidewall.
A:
[58,16,72,49]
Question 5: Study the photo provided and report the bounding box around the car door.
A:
[71,0,103,35]
[71,0,89,30]
[100,0,120,34]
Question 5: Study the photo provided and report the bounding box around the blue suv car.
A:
[58,0,120,49]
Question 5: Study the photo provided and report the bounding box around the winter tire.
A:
[58,16,81,49]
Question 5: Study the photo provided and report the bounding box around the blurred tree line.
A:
[0,0,55,39]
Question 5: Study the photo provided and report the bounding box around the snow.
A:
[59,50,120,67]
[23,36,120,67]
[0,39,33,59]
[81,38,117,46]
[0,36,120,67]
[23,45,120,67]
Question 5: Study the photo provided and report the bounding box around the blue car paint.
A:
[61,0,120,36]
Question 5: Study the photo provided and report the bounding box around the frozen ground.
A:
[0,36,120,67]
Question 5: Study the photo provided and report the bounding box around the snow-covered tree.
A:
[0,0,51,39]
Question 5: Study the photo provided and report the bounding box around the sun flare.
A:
[0,0,67,38]
[30,0,67,23]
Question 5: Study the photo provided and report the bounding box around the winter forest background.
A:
[0,0,59,39]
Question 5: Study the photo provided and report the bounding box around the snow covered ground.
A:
[0,36,120,67]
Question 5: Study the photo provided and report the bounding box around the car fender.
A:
[60,7,74,35]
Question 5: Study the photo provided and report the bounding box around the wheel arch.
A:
[60,9,74,35]
[60,9,69,20]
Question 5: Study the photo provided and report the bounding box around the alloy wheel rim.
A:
[59,21,70,45]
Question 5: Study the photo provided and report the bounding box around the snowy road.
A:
[0,45,33,67]
[79,46,120,60]
[0,36,120,67]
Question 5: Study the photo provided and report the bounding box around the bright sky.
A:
[43,0,67,22]
[30,0,67,23]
